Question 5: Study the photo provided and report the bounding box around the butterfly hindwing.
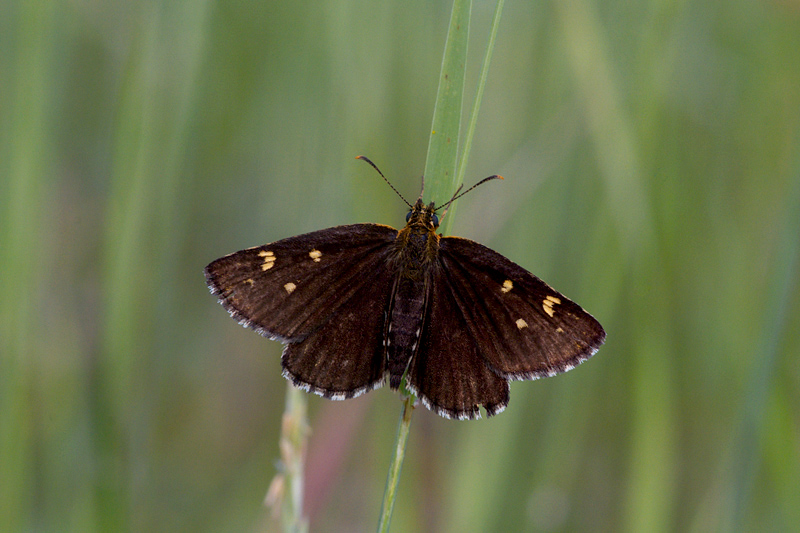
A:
[281,264,396,399]
[438,236,605,380]
[407,270,510,419]
[204,223,397,341]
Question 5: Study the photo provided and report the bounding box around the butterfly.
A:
[204,156,605,419]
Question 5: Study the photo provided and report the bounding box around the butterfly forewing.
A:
[438,236,606,379]
[204,223,397,341]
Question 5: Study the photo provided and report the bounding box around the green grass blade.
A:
[0,2,56,529]
[455,0,505,192]
[422,0,471,227]
[722,140,800,531]
[379,2,474,530]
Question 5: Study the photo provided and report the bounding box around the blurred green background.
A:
[2,0,799,531]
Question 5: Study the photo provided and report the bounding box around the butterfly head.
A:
[406,198,440,230]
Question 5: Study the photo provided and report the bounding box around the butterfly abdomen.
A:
[385,276,429,388]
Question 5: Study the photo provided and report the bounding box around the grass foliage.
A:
[2,1,799,531]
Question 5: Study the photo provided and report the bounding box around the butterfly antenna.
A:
[436,184,463,222]
[356,155,412,208]
[437,174,504,217]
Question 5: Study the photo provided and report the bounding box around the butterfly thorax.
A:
[390,199,441,280]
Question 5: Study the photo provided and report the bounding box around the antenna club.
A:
[437,173,504,212]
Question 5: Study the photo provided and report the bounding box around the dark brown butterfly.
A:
[204,157,605,419]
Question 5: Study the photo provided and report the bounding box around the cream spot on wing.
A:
[501,279,513,293]
[284,282,297,294]
[542,295,562,317]
[258,250,276,270]
[309,249,322,262]
[556,327,564,333]
[516,318,528,330]
[244,278,255,286]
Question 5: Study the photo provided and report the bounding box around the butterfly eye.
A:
[406,211,412,222]
[432,214,439,227]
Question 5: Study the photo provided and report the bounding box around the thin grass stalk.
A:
[377,0,506,529]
